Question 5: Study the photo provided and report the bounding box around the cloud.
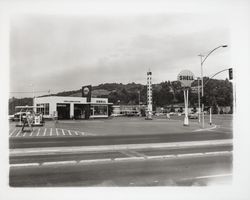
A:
[10,14,230,97]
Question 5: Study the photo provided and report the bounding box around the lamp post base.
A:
[184,116,189,126]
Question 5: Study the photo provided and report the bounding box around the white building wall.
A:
[50,102,56,117]
[34,96,88,118]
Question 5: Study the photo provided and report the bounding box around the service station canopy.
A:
[177,70,195,87]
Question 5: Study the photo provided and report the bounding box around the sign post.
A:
[183,89,189,126]
[82,85,92,119]
[209,107,212,125]
[177,70,195,126]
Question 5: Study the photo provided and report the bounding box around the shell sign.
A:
[177,70,195,87]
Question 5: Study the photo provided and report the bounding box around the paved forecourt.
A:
[9,115,232,138]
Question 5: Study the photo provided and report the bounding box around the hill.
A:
[8,78,233,114]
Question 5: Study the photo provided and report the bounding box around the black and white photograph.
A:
[0,0,250,199]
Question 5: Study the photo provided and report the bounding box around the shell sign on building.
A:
[177,70,195,87]
[82,85,92,103]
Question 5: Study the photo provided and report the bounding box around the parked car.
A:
[188,112,198,119]
[12,112,26,121]
[8,115,14,121]
[155,112,165,116]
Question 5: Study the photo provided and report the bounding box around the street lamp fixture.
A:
[199,45,228,128]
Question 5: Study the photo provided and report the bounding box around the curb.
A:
[193,125,217,132]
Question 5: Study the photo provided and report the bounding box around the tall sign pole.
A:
[183,89,189,126]
[177,70,195,126]
[82,85,92,119]
[146,70,153,120]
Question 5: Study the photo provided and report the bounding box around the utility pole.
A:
[198,45,227,128]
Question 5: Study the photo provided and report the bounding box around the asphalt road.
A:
[9,131,232,149]
[9,153,232,187]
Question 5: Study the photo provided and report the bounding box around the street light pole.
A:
[197,77,201,123]
[138,90,141,116]
[199,55,205,128]
[199,45,227,128]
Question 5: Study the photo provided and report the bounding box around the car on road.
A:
[155,112,165,116]
[169,112,176,116]
[8,115,14,121]
[188,112,198,119]
[177,112,185,116]
[12,112,26,121]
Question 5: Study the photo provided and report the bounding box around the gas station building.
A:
[34,96,112,120]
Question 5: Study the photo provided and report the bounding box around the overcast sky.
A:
[10,13,230,97]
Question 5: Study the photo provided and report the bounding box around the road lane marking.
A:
[68,130,72,136]
[181,173,233,182]
[81,132,85,136]
[43,160,77,166]
[147,155,176,159]
[79,158,112,164]
[43,128,47,136]
[74,131,79,136]
[62,129,65,136]
[23,131,27,137]
[204,151,231,155]
[114,157,145,161]
[16,130,21,137]
[177,153,203,157]
[36,128,40,136]
[195,173,232,179]
[56,128,58,136]
[10,129,17,137]
[10,163,40,168]
[30,130,34,137]
[50,128,52,136]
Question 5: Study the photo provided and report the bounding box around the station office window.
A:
[36,103,49,115]
[92,105,108,115]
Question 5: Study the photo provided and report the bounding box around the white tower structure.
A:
[146,70,153,119]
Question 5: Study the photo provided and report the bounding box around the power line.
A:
[10,90,50,94]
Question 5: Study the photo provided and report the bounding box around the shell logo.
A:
[83,87,90,95]
[177,70,195,87]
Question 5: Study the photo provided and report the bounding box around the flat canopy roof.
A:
[15,105,44,109]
